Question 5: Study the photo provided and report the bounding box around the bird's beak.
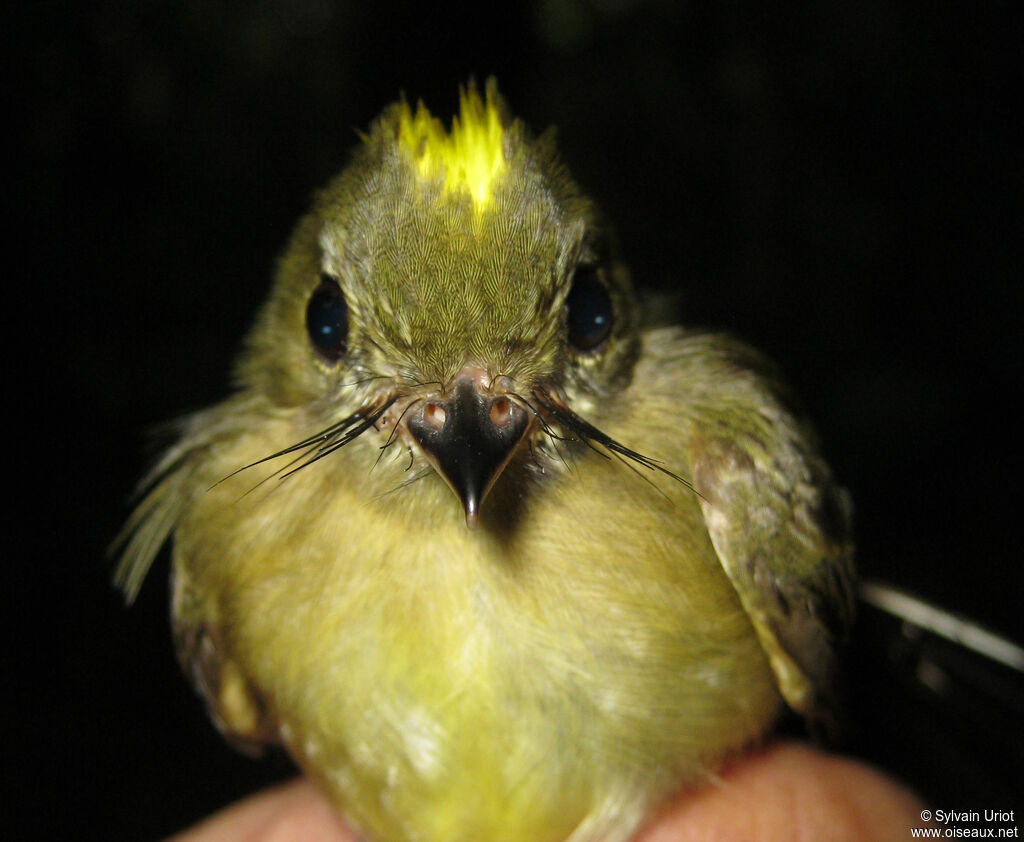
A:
[406,377,531,525]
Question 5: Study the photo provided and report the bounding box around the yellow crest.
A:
[396,84,506,211]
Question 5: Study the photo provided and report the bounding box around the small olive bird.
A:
[117,81,855,842]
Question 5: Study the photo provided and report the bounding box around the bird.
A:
[116,79,856,842]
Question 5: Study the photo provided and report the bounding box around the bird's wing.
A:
[114,397,280,750]
[687,397,855,734]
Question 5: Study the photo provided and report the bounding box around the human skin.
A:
[169,742,928,842]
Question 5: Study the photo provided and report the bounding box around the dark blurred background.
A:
[14,0,1022,837]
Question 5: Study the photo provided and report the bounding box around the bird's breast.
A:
[177,414,781,842]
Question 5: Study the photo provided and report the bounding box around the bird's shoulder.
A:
[636,327,856,732]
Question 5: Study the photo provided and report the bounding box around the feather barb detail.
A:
[396,83,506,211]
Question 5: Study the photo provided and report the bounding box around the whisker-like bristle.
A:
[529,388,696,493]
[218,397,399,490]
[212,415,361,488]
[278,400,396,480]
[526,438,546,476]
[374,399,420,470]
[511,392,571,443]
[233,449,317,500]
[374,467,432,500]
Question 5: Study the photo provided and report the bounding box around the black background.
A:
[14,1,1022,838]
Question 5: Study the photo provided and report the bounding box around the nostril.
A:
[424,402,447,430]
[489,397,512,428]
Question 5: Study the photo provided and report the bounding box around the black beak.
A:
[407,379,530,524]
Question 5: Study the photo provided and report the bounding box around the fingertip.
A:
[637,741,928,842]
[167,779,354,842]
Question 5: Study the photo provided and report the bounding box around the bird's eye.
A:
[306,276,349,361]
[565,266,613,352]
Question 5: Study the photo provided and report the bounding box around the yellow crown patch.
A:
[396,85,506,211]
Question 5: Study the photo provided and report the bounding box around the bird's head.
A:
[236,81,653,522]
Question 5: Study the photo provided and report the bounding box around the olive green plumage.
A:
[117,81,854,842]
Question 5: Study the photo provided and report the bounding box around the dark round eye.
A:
[565,266,613,352]
[306,276,349,361]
